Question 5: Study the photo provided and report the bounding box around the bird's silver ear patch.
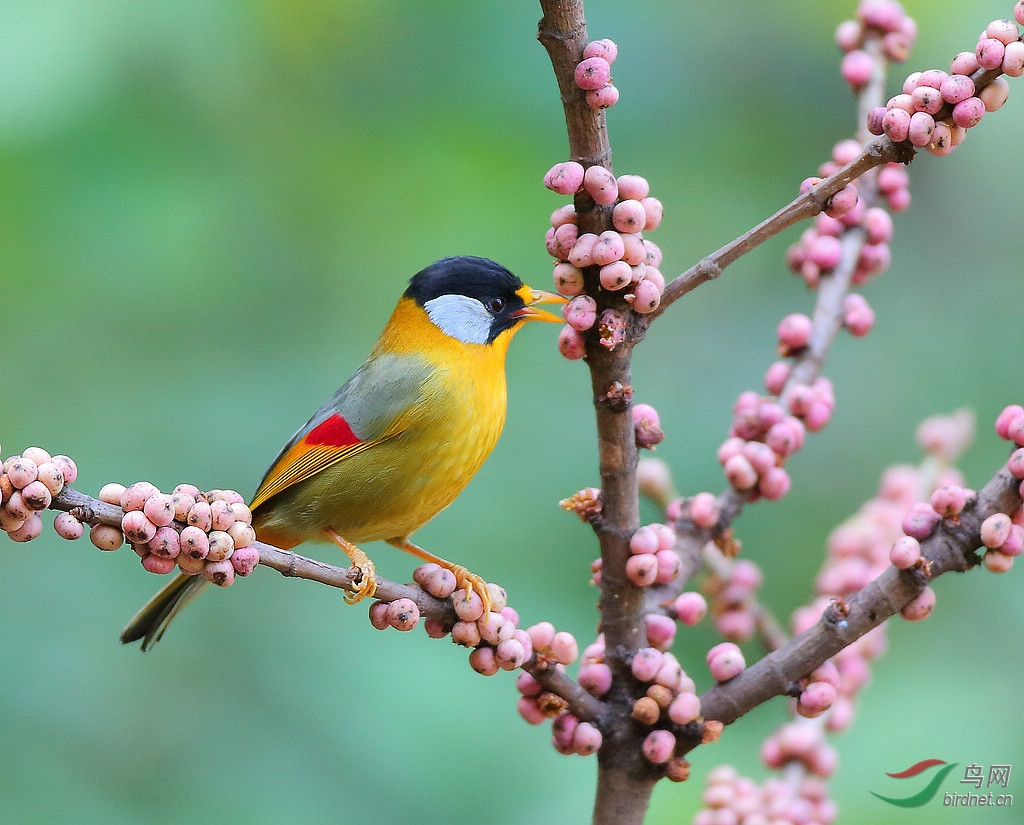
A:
[424,294,493,345]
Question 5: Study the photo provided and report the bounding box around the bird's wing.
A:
[249,352,432,511]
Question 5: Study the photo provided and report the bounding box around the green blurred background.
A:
[1,1,1022,823]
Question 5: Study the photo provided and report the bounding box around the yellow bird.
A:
[121,256,564,649]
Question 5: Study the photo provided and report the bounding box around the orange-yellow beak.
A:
[513,285,567,323]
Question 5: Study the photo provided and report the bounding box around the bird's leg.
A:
[325,529,377,604]
[387,538,492,615]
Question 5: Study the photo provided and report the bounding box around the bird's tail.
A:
[120,574,211,651]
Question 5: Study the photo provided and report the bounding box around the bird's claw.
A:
[450,564,491,615]
[345,557,377,604]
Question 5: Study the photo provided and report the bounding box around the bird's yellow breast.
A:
[256,297,516,545]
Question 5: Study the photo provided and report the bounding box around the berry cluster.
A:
[515,624,604,755]
[836,0,917,84]
[0,446,78,542]
[703,558,764,643]
[867,15,1022,154]
[372,563,536,672]
[573,38,620,110]
[89,481,258,585]
[985,403,1024,572]
[787,146,903,290]
[545,167,666,360]
[696,765,839,825]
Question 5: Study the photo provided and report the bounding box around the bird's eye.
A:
[486,297,506,315]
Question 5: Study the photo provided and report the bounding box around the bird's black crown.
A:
[405,256,523,307]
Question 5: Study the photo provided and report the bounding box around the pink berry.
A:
[825,183,858,218]
[777,313,812,352]
[645,612,677,649]
[625,553,659,587]
[890,535,922,569]
[1017,2,1024,27]
[368,601,390,630]
[907,111,935,146]
[758,466,791,501]
[615,176,649,203]
[882,107,911,142]
[553,262,585,297]
[558,325,587,360]
[571,721,603,755]
[384,598,419,631]
[667,692,701,725]
[612,199,647,233]
[200,530,231,563]
[599,260,632,291]
[583,38,618,64]
[527,621,556,651]
[583,165,618,205]
[976,37,1006,70]
[723,453,758,492]
[468,646,499,676]
[642,729,676,764]
[187,500,213,531]
[53,511,84,540]
[143,493,176,527]
[797,681,837,718]
[951,97,985,129]
[708,646,745,682]
[453,588,485,622]
[563,294,598,331]
[688,492,720,530]
[980,513,1012,549]
[1008,448,1024,479]
[574,56,611,91]
[984,550,1015,573]
[121,481,159,512]
[89,524,124,551]
[568,232,598,267]
[34,462,65,496]
[1000,525,1024,557]
[550,630,579,665]
[940,74,975,105]
[148,526,181,559]
[841,49,873,88]
[121,510,158,545]
[900,586,936,621]
[142,553,176,575]
[585,84,619,110]
[451,620,481,647]
[980,77,1010,112]
[628,279,662,314]
[591,230,625,266]
[1004,40,1024,77]
[19,480,52,510]
[579,662,613,696]
[230,545,259,576]
[7,512,43,542]
[630,647,663,683]
[544,161,585,195]
[630,525,660,555]
[6,457,38,489]
[654,549,682,584]
[902,502,941,539]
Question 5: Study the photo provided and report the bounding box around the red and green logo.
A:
[870,759,959,807]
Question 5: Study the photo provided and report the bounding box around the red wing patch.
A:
[305,413,362,448]
[249,413,370,511]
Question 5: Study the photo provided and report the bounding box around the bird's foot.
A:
[446,563,492,616]
[387,538,491,615]
[325,529,377,604]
